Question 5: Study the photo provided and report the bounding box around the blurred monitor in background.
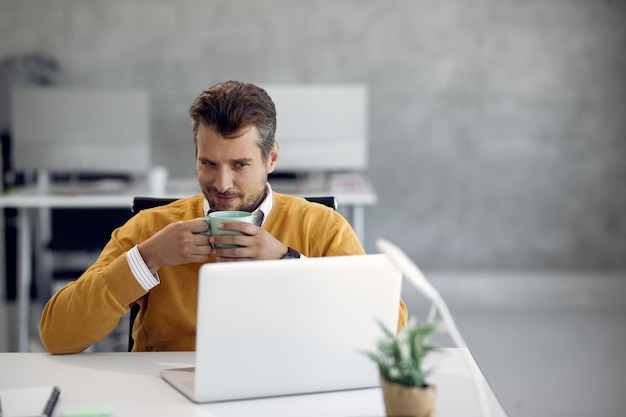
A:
[260,84,368,174]
[10,88,150,178]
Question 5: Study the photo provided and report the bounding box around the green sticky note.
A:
[63,403,113,417]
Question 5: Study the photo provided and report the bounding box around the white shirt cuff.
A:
[126,245,160,291]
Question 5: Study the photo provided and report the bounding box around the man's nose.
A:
[214,168,234,192]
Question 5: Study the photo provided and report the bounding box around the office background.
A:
[2,0,625,267]
[1,1,625,417]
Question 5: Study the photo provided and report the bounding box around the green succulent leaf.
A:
[363,318,442,388]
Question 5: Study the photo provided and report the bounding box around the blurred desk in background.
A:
[0,172,376,352]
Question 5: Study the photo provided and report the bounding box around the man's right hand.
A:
[137,219,213,274]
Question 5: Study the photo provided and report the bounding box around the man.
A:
[40,81,408,354]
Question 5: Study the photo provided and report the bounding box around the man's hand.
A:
[209,221,288,262]
[137,219,214,273]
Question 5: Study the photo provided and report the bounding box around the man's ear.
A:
[267,141,279,173]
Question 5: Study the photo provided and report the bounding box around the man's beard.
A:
[204,186,267,213]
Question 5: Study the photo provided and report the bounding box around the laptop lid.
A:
[160,254,402,403]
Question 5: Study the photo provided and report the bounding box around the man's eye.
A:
[235,162,248,168]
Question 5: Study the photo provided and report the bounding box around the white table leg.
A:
[17,207,31,352]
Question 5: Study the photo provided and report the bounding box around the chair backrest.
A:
[127,194,337,351]
[131,195,337,215]
[49,208,132,252]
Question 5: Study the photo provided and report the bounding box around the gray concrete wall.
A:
[1,0,625,269]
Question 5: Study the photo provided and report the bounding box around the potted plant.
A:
[364,318,441,417]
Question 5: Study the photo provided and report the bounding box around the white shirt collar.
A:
[203,183,273,227]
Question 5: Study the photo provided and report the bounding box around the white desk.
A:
[0,348,508,417]
[0,174,377,352]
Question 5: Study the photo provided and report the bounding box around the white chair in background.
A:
[377,238,492,417]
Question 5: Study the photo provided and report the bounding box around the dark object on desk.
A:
[50,172,131,183]
[0,385,60,417]
[127,194,338,351]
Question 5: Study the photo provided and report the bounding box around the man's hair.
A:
[189,81,277,160]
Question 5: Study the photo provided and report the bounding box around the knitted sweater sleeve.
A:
[40,196,205,354]
[39,212,155,354]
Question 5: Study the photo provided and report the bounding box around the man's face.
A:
[196,123,278,212]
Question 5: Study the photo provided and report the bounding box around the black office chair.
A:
[48,208,132,281]
[131,195,337,214]
[128,194,337,351]
[44,173,134,300]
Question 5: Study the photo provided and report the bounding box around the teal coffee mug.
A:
[197,211,254,248]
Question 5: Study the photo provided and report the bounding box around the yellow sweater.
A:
[40,193,408,353]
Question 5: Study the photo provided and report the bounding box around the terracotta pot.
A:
[379,377,436,417]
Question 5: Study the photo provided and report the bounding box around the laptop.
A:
[160,254,403,403]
